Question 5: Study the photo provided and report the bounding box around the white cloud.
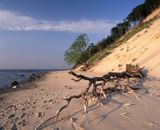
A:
[0,10,118,34]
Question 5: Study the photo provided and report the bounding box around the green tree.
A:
[64,33,89,66]
[127,0,160,24]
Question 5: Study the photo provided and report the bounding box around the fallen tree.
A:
[35,64,145,130]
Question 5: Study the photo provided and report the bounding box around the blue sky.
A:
[0,0,144,69]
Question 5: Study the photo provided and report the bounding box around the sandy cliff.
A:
[89,9,160,79]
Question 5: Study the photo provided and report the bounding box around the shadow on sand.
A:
[35,68,160,130]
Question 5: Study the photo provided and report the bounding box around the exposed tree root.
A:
[35,65,144,130]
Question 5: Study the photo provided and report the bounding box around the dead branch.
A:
[36,65,145,130]
[55,93,83,120]
[54,69,144,120]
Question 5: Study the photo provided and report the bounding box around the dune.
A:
[89,9,160,79]
[143,8,160,22]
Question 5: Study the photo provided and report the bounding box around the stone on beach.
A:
[11,81,20,88]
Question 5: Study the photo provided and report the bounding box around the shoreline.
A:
[0,69,70,94]
[0,71,50,94]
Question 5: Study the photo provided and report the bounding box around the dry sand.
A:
[143,8,160,22]
[89,11,160,79]
[0,71,160,130]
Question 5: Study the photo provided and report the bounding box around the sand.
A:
[88,10,160,79]
[0,71,101,130]
[0,70,160,130]
[143,8,160,22]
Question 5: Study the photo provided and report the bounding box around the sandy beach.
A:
[1,1,160,130]
[0,70,160,130]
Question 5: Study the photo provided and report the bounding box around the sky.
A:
[0,0,144,69]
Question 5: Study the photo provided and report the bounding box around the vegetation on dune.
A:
[64,0,160,69]
[127,0,160,23]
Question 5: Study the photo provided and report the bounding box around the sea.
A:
[0,69,58,89]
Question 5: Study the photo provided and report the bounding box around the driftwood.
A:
[54,65,144,120]
[35,65,145,130]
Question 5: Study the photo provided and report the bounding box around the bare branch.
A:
[36,65,145,130]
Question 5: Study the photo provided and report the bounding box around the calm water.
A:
[0,69,56,89]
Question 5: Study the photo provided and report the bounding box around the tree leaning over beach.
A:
[64,33,89,67]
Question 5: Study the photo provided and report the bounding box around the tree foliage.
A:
[84,0,160,63]
[64,0,160,67]
[127,0,160,23]
[64,33,89,66]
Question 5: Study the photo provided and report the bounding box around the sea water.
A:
[0,69,55,89]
